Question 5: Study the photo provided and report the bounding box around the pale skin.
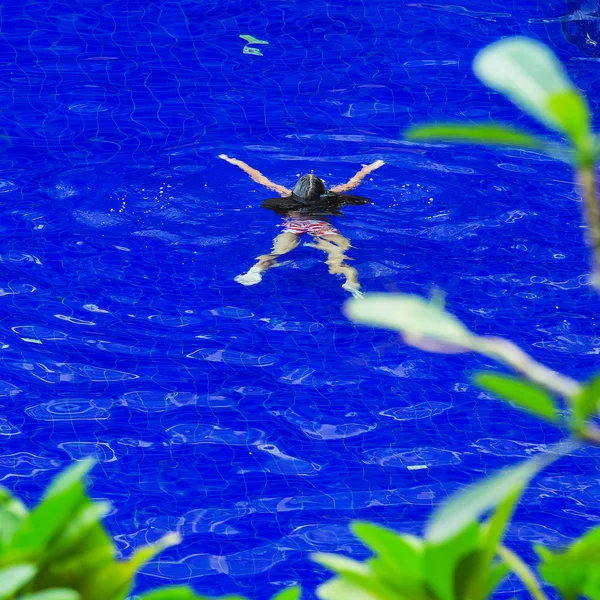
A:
[219,154,384,296]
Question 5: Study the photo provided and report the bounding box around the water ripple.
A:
[166,424,265,446]
[187,348,278,367]
[363,447,462,468]
[13,362,139,383]
[0,418,21,436]
[380,401,452,421]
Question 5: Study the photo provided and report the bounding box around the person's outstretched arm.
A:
[219,155,291,197]
[329,160,385,193]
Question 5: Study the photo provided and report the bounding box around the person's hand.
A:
[365,159,384,171]
[360,160,384,172]
[219,154,236,163]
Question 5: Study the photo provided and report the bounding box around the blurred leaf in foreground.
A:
[475,372,560,423]
[406,123,546,150]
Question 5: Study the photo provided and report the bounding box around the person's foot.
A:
[342,282,363,298]
[235,266,263,286]
[272,260,291,268]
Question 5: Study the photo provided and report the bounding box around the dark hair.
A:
[260,173,371,216]
[291,174,328,204]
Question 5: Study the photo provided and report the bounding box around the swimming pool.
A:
[0,0,599,596]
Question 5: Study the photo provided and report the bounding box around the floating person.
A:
[219,154,384,297]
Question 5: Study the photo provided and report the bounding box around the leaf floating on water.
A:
[239,34,269,44]
[243,46,264,56]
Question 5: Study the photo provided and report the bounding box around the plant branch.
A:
[477,337,581,400]
[474,337,600,443]
[497,545,549,600]
[578,165,600,292]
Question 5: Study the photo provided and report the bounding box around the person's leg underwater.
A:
[235,231,301,286]
[307,234,362,297]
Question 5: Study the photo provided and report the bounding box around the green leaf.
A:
[538,553,587,600]
[138,587,202,600]
[20,590,81,600]
[405,123,545,149]
[344,294,478,351]
[315,579,381,600]
[583,574,600,600]
[33,517,116,592]
[463,489,521,600]
[37,546,115,591]
[572,524,600,554]
[242,46,264,56]
[8,485,89,561]
[548,90,591,152]
[351,522,423,579]
[483,487,523,566]
[312,554,370,577]
[312,554,389,600]
[453,549,486,600]
[239,35,269,44]
[7,461,100,564]
[0,487,28,545]
[0,564,37,600]
[366,557,426,600]
[573,373,600,425]
[61,517,114,558]
[271,587,301,600]
[50,501,112,557]
[482,563,510,599]
[537,524,600,600]
[474,372,559,423]
[423,523,479,600]
[497,546,548,600]
[482,489,521,567]
[44,459,95,499]
[426,440,576,544]
[81,533,181,600]
[473,37,591,149]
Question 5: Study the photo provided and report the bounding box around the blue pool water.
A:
[1,0,600,596]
